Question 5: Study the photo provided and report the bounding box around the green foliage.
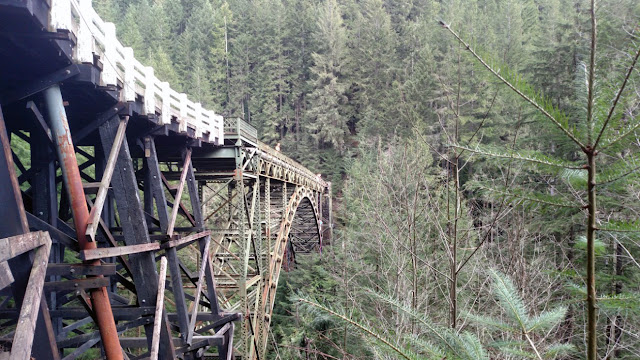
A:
[92,0,640,358]
[300,270,573,359]
[574,236,607,256]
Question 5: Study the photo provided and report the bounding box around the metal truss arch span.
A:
[200,144,331,359]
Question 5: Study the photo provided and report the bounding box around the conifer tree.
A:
[307,0,348,151]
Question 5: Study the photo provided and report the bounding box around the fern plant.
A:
[440,1,640,358]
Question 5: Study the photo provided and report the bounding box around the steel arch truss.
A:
[200,142,331,360]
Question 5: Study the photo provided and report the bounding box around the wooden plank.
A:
[167,149,192,237]
[161,231,210,250]
[145,138,191,345]
[0,232,48,263]
[47,307,154,321]
[187,236,211,345]
[56,317,93,341]
[43,277,110,292]
[46,263,116,277]
[80,242,160,261]
[185,312,241,333]
[2,106,58,358]
[223,322,234,360]
[184,158,203,231]
[86,118,128,241]
[81,182,102,194]
[0,262,14,290]
[9,232,51,360]
[150,256,168,360]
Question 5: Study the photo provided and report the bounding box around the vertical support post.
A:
[98,115,175,359]
[234,146,250,358]
[1,105,59,360]
[258,177,271,359]
[264,178,271,279]
[318,188,323,249]
[248,178,261,360]
[43,85,122,360]
[282,183,287,217]
[31,124,63,338]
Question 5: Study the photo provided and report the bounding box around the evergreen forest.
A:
[95,0,640,358]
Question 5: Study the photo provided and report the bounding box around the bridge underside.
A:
[0,1,331,359]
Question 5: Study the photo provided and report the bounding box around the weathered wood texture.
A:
[98,116,175,359]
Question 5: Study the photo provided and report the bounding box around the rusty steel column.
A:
[44,85,123,360]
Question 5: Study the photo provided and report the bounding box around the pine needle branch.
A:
[297,298,413,360]
[439,21,587,151]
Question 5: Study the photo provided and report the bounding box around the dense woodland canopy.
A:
[95,0,640,358]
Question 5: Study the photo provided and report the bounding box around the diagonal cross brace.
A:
[167,149,192,237]
[86,117,128,241]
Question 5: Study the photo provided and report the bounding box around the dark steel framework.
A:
[0,0,332,359]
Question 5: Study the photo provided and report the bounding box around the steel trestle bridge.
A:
[0,0,332,358]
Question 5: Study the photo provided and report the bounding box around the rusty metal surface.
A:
[44,85,123,360]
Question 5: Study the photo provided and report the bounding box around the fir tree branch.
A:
[599,221,640,233]
[297,298,412,360]
[600,121,640,150]
[439,21,587,151]
[594,44,640,149]
[473,184,579,208]
[488,269,528,332]
[598,163,640,185]
[368,289,484,360]
[450,143,583,169]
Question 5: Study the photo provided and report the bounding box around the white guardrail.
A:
[50,0,224,144]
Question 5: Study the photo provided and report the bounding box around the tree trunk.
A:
[586,150,597,360]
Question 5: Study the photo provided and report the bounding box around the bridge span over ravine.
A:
[0,0,333,358]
